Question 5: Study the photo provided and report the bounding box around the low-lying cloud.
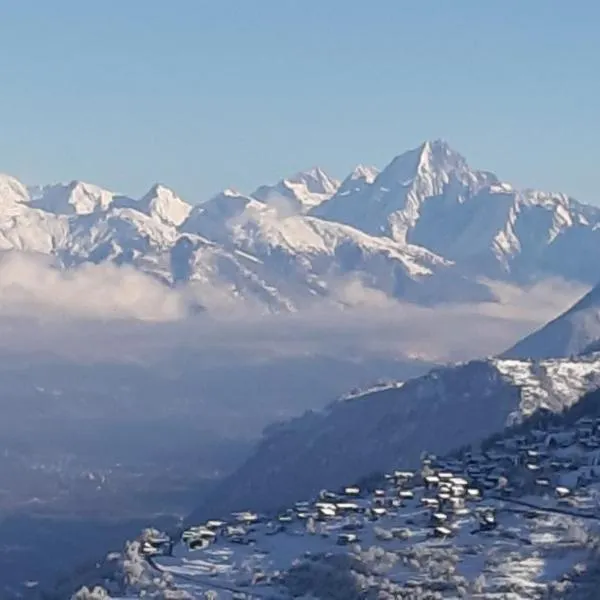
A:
[0,252,185,321]
[0,252,589,364]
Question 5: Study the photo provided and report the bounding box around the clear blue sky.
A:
[1,0,598,203]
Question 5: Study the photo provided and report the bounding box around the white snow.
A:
[1,140,599,314]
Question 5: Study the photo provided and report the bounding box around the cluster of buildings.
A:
[138,412,600,597]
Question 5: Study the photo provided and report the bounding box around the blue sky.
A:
[1,1,598,203]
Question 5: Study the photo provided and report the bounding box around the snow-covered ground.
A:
[98,407,600,599]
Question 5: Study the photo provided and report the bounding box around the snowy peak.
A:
[0,174,30,205]
[314,140,499,243]
[381,139,470,183]
[30,180,115,215]
[196,189,266,222]
[182,189,268,242]
[136,183,192,227]
[252,167,340,214]
[285,166,340,196]
[419,139,469,171]
[347,164,379,183]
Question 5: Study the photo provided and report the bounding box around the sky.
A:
[0,0,599,204]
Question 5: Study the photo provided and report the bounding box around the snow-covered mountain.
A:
[29,180,115,215]
[314,140,600,283]
[190,354,600,521]
[252,167,340,214]
[2,140,600,313]
[125,184,192,226]
[504,283,600,359]
[182,189,493,307]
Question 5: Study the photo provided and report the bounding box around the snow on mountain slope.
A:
[315,140,600,284]
[30,180,115,215]
[503,282,600,360]
[94,387,600,600]
[126,184,192,227]
[252,167,340,213]
[170,234,297,312]
[335,164,380,198]
[190,354,600,521]
[64,207,179,269]
[0,174,30,205]
[181,188,493,306]
[182,189,270,244]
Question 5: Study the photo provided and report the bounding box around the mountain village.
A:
[74,389,600,600]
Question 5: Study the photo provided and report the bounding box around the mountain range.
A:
[2,139,600,313]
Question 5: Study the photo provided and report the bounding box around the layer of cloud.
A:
[0,252,589,365]
[0,252,185,321]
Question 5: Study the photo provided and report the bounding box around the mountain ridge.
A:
[503,281,600,359]
[189,353,600,522]
[3,141,600,313]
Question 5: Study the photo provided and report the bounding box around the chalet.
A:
[451,485,466,497]
[317,506,336,519]
[526,463,542,472]
[450,476,469,487]
[234,511,259,524]
[182,527,216,542]
[370,506,387,518]
[433,526,453,538]
[421,497,439,508]
[448,496,463,509]
[315,501,337,512]
[453,506,470,517]
[337,533,359,546]
[466,488,481,500]
[424,475,440,488]
[431,512,448,524]
[336,501,361,513]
